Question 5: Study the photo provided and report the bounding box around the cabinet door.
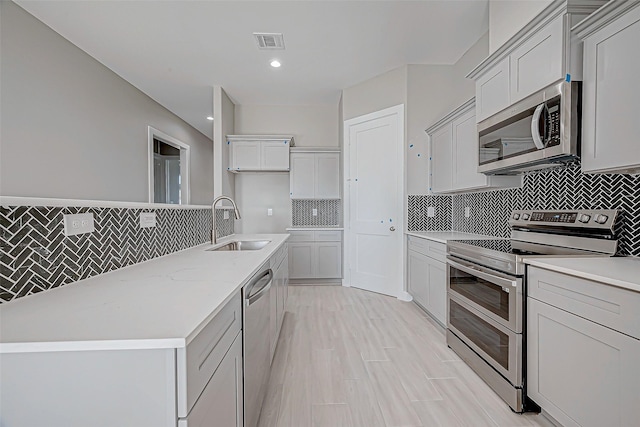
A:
[316,241,342,279]
[510,14,564,103]
[282,255,290,306]
[230,141,261,171]
[407,249,429,308]
[288,242,315,279]
[261,141,290,170]
[426,258,447,326]
[278,256,289,329]
[452,108,487,191]
[527,298,640,427]
[581,5,640,174]
[269,278,278,363]
[290,153,315,198]
[179,332,243,427]
[430,124,453,193]
[476,57,510,122]
[315,153,340,199]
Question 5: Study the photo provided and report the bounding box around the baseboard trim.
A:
[289,279,342,285]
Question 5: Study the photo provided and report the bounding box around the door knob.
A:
[390,226,396,231]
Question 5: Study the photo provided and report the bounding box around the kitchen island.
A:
[0,234,289,427]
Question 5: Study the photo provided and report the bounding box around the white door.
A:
[344,105,405,299]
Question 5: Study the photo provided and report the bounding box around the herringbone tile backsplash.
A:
[409,163,640,257]
[0,205,228,303]
[292,200,342,227]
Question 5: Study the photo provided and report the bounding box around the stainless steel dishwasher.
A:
[243,266,273,427]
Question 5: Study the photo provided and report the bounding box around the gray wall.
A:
[0,1,214,204]
[406,32,490,194]
[341,66,408,121]
[234,105,339,147]
[489,0,553,53]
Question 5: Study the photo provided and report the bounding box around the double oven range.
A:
[445,209,619,412]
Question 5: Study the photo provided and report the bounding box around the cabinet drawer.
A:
[314,230,342,242]
[407,236,446,263]
[407,235,431,256]
[176,293,242,417]
[528,267,640,339]
[287,231,314,242]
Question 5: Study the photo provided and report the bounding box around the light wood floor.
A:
[258,285,557,427]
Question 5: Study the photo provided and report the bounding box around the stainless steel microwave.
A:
[478,80,580,175]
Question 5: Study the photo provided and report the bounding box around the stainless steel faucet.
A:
[211,195,241,244]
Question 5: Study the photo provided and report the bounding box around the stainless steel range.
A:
[446,209,619,413]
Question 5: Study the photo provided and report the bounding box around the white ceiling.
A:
[15,1,489,139]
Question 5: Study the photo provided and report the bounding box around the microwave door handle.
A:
[531,104,546,149]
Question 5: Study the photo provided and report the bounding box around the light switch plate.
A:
[63,213,95,236]
[465,207,471,218]
[427,207,435,217]
[140,212,156,228]
[223,210,230,220]
[267,208,273,216]
[312,208,318,216]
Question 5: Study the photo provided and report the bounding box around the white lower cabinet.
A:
[0,293,244,427]
[406,236,447,326]
[288,230,342,280]
[270,243,289,362]
[527,267,640,427]
[179,332,243,427]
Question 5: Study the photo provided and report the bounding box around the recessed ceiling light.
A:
[270,60,281,68]
[206,116,214,121]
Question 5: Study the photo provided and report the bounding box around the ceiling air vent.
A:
[253,33,285,50]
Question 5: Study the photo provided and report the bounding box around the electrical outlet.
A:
[465,207,471,218]
[267,208,273,216]
[64,213,94,236]
[427,206,435,217]
[139,212,156,228]
[312,208,318,216]
[223,210,230,220]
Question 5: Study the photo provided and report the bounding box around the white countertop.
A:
[0,234,289,353]
[405,231,501,244]
[286,227,343,231]
[525,256,640,293]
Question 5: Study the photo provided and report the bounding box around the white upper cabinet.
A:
[429,123,453,194]
[475,58,510,122]
[227,135,293,172]
[509,14,564,103]
[575,1,640,174]
[289,153,315,198]
[452,107,484,190]
[468,0,606,123]
[290,150,340,199]
[426,99,521,194]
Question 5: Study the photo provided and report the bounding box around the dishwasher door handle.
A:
[245,269,273,307]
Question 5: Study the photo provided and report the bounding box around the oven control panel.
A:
[509,209,618,230]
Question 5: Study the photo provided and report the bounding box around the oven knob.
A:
[512,213,520,220]
[578,214,591,223]
[595,214,609,224]
[521,213,530,220]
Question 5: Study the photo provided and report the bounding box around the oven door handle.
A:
[447,256,518,289]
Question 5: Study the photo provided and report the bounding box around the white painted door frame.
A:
[343,104,409,300]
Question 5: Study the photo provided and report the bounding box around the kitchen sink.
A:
[206,240,271,252]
